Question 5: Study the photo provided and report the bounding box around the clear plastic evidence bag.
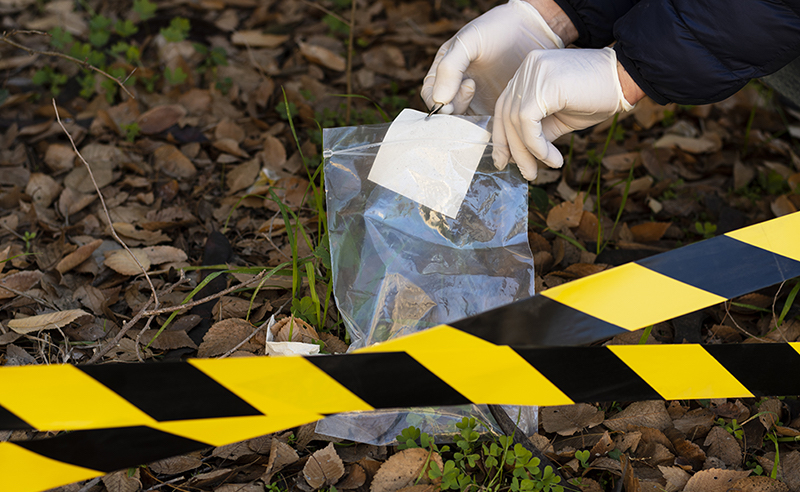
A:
[318,108,537,444]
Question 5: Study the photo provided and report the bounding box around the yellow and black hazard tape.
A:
[0,211,799,492]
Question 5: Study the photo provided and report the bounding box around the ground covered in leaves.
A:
[2,0,800,491]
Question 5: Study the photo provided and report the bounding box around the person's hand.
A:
[420,0,565,116]
[492,47,635,180]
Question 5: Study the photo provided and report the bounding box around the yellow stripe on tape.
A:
[608,345,754,400]
[190,356,374,416]
[542,263,727,331]
[152,414,321,447]
[0,365,155,430]
[360,326,573,406]
[726,212,800,262]
[0,442,100,492]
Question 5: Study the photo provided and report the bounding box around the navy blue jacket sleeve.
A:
[553,0,637,48]
[613,0,800,105]
[555,0,800,105]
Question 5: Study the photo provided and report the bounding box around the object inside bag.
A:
[317,108,537,444]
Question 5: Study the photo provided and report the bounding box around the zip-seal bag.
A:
[317,108,537,444]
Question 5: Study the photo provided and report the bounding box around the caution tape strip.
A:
[3,340,800,491]
[0,211,799,491]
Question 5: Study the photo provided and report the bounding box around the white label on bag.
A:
[367,108,491,218]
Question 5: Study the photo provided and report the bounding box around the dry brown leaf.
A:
[56,238,102,274]
[664,428,706,470]
[658,465,690,492]
[299,41,346,71]
[140,329,197,350]
[320,332,349,354]
[58,186,97,217]
[148,455,203,475]
[226,158,260,193]
[272,316,319,343]
[654,134,720,153]
[214,484,264,492]
[102,468,141,492]
[772,195,797,217]
[213,440,257,460]
[703,426,741,467]
[546,199,583,232]
[683,468,750,492]
[304,442,345,490]
[112,223,171,245]
[215,118,245,142]
[261,439,300,483]
[213,296,260,320]
[231,30,289,47]
[541,404,604,436]
[104,248,151,275]
[728,476,790,492]
[589,431,615,458]
[337,464,367,489]
[0,270,43,299]
[371,448,443,492]
[139,245,188,265]
[44,143,75,173]
[604,401,671,431]
[198,318,259,357]
[615,431,642,453]
[26,172,61,208]
[154,144,197,179]
[629,222,671,242]
[395,486,437,492]
[8,309,91,334]
[214,138,249,158]
[602,152,640,171]
[672,407,715,438]
[620,454,640,492]
[759,398,783,430]
[136,104,186,135]
[73,284,106,315]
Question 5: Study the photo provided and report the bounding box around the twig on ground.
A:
[1,30,136,99]
[0,284,57,310]
[219,318,269,358]
[86,298,153,364]
[52,99,159,312]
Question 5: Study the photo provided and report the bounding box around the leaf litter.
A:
[2,0,800,491]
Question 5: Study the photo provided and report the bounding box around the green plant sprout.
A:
[716,417,744,440]
[574,450,590,469]
[695,221,717,239]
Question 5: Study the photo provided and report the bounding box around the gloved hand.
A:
[421,0,564,116]
[492,47,634,180]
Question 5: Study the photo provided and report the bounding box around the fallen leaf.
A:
[8,309,91,334]
[271,315,319,343]
[629,222,671,242]
[56,238,102,274]
[658,466,690,492]
[231,30,289,47]
[759,398,782,430]
[337,464,367,489]
[546,199,583,232]
[304,442,346,489]
[683,468,750,492]
[139,245,188,265]
[154,145,196,179]
[102,468,141,492]
[140,329,197,350]
[226,158,260,193]
[727,476,790,492]
[214,138,249,158]
[43,143,75,173]
[771,194,797,217]
[26,172,61,208]
[602,152,640,171]
[58,186,97,217]
[654,134,720,153]
[136,104,186,134]
[620,453,640,492]
[0,270,43,299]
[541,403,604,436]
[703,426,741,467]
[198,318,259,357]
[671,407,715,438]
[104,248,151,275]
[371,448,442,492]
[604,401,672,431]
[261,439,299,483]
[299,41,346,71]
[214,484,264,492]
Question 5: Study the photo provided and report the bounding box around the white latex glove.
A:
[421,0,564,116]
[493,47,634,181]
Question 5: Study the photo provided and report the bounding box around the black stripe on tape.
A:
[704,344,800,397]
[79,363,262,421]
[307,352,470,408]
[16,426,207,472]
[450,295,625,347]
[515,347,661,403]
[0,404,33,430]
[637,235,800,298]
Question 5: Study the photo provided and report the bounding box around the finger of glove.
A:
[450,79,476,115]
[540,114,575,143]
[504,116,540,181]
[491,92,511,170]
[431,33,477,108]
[421,41,451,109]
